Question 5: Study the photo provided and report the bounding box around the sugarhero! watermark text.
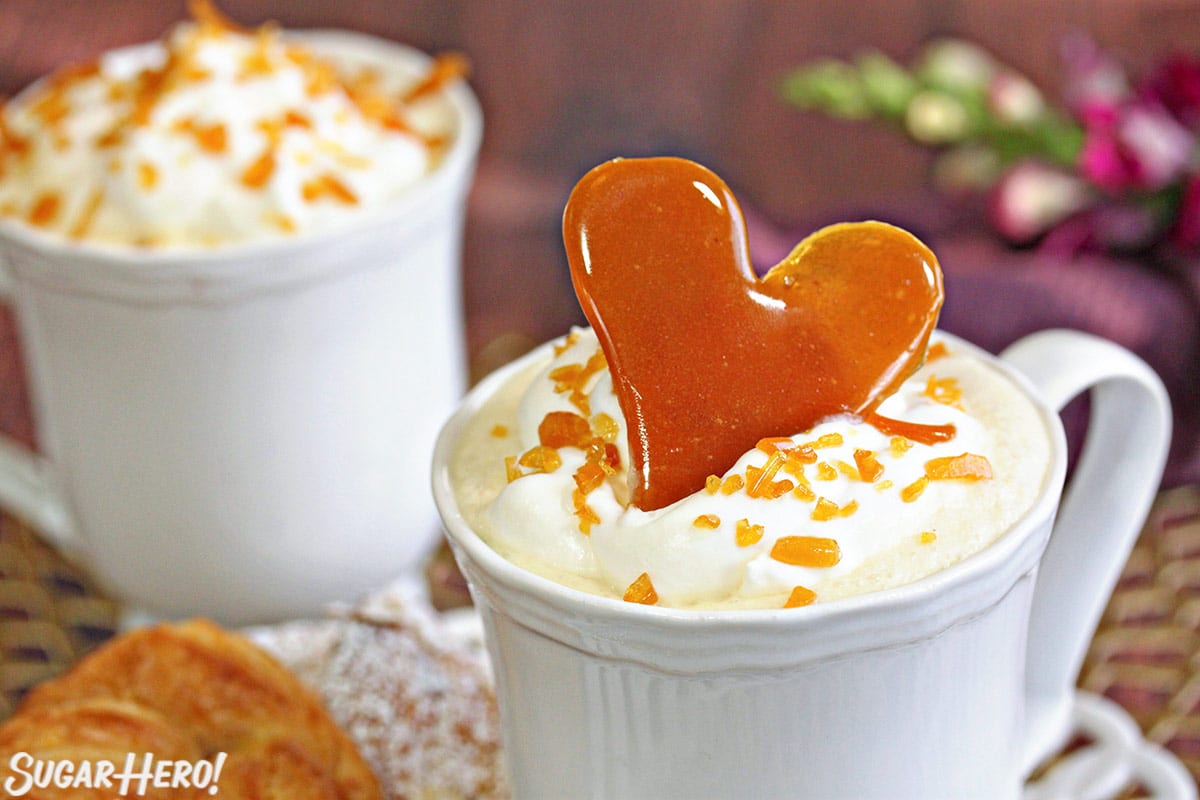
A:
[4,752,227,796]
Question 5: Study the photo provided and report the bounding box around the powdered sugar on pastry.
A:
[257,588,506,800]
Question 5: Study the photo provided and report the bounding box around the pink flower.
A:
[1078,112,1129,192]
[1079,101,1194,192]
[1143,54,1200,131]
[988,160,1091,243]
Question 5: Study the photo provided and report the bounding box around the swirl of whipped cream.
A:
[0,11,461,248]
[455,328,1051,609]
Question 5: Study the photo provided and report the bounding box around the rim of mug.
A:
[0,29,482,282]
[432,330,1070,666]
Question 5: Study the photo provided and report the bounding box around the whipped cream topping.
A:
[0,9,462,248]
[453,328,1051,609]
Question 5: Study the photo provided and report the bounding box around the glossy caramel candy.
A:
[564,157,948,510]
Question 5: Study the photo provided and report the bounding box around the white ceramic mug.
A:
[433,329,1173,800]
[0,31,482,625]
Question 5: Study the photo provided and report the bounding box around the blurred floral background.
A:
[782,33,1200,260]
[1,0,1199,485]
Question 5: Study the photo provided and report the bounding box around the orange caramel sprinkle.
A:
[693,514,721,529]
[745,451,787,498]
[301,173,359,205]
[573,461,608,495]
[792,483,816,502]
[592,441,621,473]
[240,150,275,188]
[95,128,124,150]
[923,375,963,409]
[623,572,658,605]
[810,497,840,521]
[925,453,993,481]
[549,349,607,415]
[890,436,913,457]
[926,341,950,361]
[28,193,60,227]
[195,122,227,152]
[786,444,819,466]
[0,104,30,160]
[833,460,860,481]
[901,476,929,503]
[265,211,296,234]
[770,535,841,568]
[815,462,837,481]
[284,109,312,129]
[853,449,884,483]
[866,411,957,446]
[174,118,228,153]
[504,456,522,483]
[765,479,795,499]
[490,424,509,438]
[27,63,98,130]
[705,475,722,494]
[591,413,619,442]
[553,331,581,356]
[299,55,338,97]
[342,77,408,132]
[720,474,745,495]
[239,26,280,79]
[806,433,844,449]
[538,411,593,449]
[404,52,471,103]
[756,437,795,454]
[517,445,561,474]
[137,161,159,190]
[255,113,300,148]
[188,0,247,33]
[573,490,601,534]
[784,586,817,608]
[68,188,104,239]
[735,519,764,547]
[920,531,938,544]
[781,457,806,483]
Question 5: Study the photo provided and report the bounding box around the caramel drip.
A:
[862,412,956,446]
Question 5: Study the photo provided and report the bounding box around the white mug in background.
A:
[0,31,482,626]
[434,330,1181,799]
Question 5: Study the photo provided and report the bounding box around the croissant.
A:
[0,619,382,799]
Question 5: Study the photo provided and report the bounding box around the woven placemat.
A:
[1080,483,1200,785]
[1,487,1197,789]
[0,514,118,718]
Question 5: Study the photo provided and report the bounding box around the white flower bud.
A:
[989,72,1045,127]
[918,39,996,92]
[905,90,971,143]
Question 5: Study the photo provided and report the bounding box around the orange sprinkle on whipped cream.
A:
[0,0,467,247]
[770,536,841,568]
[623,573,658,605]
[784,586,817,608]
[471,326,1045,610]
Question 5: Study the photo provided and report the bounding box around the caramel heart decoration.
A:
[564,157,946,511]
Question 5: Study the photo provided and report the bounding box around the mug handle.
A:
[1000,329,1172,773]
[0,257,80,553]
